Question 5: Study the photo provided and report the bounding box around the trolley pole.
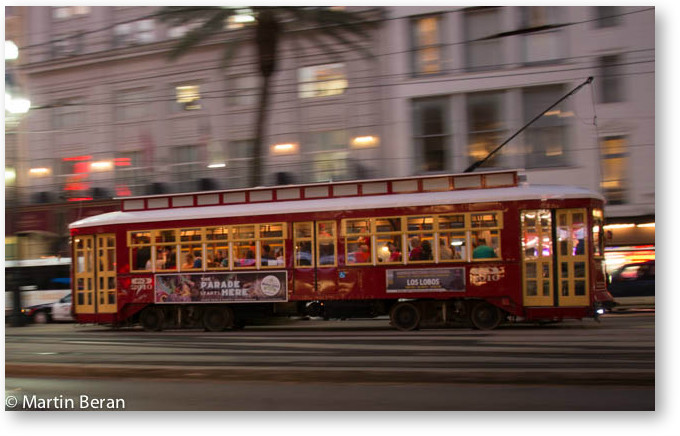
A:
[464,76,594,173]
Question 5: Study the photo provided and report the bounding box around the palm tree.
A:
[157,6,379,188]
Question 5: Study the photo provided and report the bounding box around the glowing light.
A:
[5,40,19,60]
[351,136,379,148]
[5,168,16,183]
[6,95,31,114]
[90,161,113,171]
[603,224,635,230]
[29,167,51,176]
[636,223,655,228]
[271,143,299,155]
[208,163,226,168]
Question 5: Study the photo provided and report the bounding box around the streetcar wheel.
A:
[203,307,234,332]
[469,302,503,330]
[140,306,165,331]
[33,311,50,324]
[390,302,421,331]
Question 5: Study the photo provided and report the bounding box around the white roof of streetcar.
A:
[70,183,603,229]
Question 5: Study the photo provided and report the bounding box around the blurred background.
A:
[5,6,654,273]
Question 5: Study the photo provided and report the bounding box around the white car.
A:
[24,293,74,323]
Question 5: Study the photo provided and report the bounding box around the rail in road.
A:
[5,313,655,386]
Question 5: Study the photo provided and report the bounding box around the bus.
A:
[5,258,72,320]
[68,169,614,331]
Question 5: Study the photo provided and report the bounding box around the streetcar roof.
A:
[69,184,604,229]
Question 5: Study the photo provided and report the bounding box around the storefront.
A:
[5,200,118,260]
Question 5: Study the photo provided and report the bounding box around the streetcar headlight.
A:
[596,308,605,315]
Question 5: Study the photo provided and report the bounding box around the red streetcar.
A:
[69,169,613,331]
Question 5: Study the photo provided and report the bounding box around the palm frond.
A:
[157,6,227,26]
[292,31,345,64]
[166,9,232,61]
[309,7,376,41]
[280,7,375,59]
[314,24,373,59]
[219,39,242,70]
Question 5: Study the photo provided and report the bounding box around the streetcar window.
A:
[180,228,203,242]
[206,226,230,241]
[376,217,403,264]
[342,211,502,265]
[317,221,337,267]
[232,225,256,269]
[294,223,314,267]
[592,209,604,258]
[206,244,229,269]
[260,223,285,268]
[345,219,371,265]
[439,232,466,261]
[155,229,177,243]
[129,231,152,271]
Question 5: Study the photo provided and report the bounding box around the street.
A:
[5,311,655,411]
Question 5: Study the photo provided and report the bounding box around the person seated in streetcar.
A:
[472,238,496,259]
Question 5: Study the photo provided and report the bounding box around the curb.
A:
[5,363,655,386]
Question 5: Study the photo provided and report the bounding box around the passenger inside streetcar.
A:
[472,238,496,259]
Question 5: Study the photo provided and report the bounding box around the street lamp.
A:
[5,92,31,114]
[6,38,31,326]
[5,40,19,60]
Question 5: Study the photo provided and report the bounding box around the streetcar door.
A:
[555,209,589,306]
[521,209,590,307]
[292,221,338,298]
[73,235,96,314]
[96,234,117,313]
[73,233,117,316]
[521,210,554,306]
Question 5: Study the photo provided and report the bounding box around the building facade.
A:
[6,6,655,268]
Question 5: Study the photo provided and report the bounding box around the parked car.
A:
[22,293,74,323]
[607,260,655,310]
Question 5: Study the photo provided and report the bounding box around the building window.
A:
[115,151,148,196]
[413,97,449,173]
[52,33,83,58]
[522,85,568,168]
[464,7,503,72]
[599,55,623,103]
[174,85,202,112]
[226,8,256,30]
[410,15,443,75]
[53,99,85,130]
[595,6,621,28]
[115,88,150,122]
[168,21,200,39]
[520,7,564,64]
[467,92,505,168]
[137,19,156,44]
[229,139,254,161]
[53,6,90,20]
[227,75,258,107]
[298,63,347,99]
[304,130,349,182]
[114,19,156,47]
[600,136,628,205]
[226,139,254,188]
[172,145,204,191]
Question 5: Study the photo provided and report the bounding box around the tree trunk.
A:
[251,9,280,187]
[251,73,272,187]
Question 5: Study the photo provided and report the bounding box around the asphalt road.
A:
[5,312,655,411]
